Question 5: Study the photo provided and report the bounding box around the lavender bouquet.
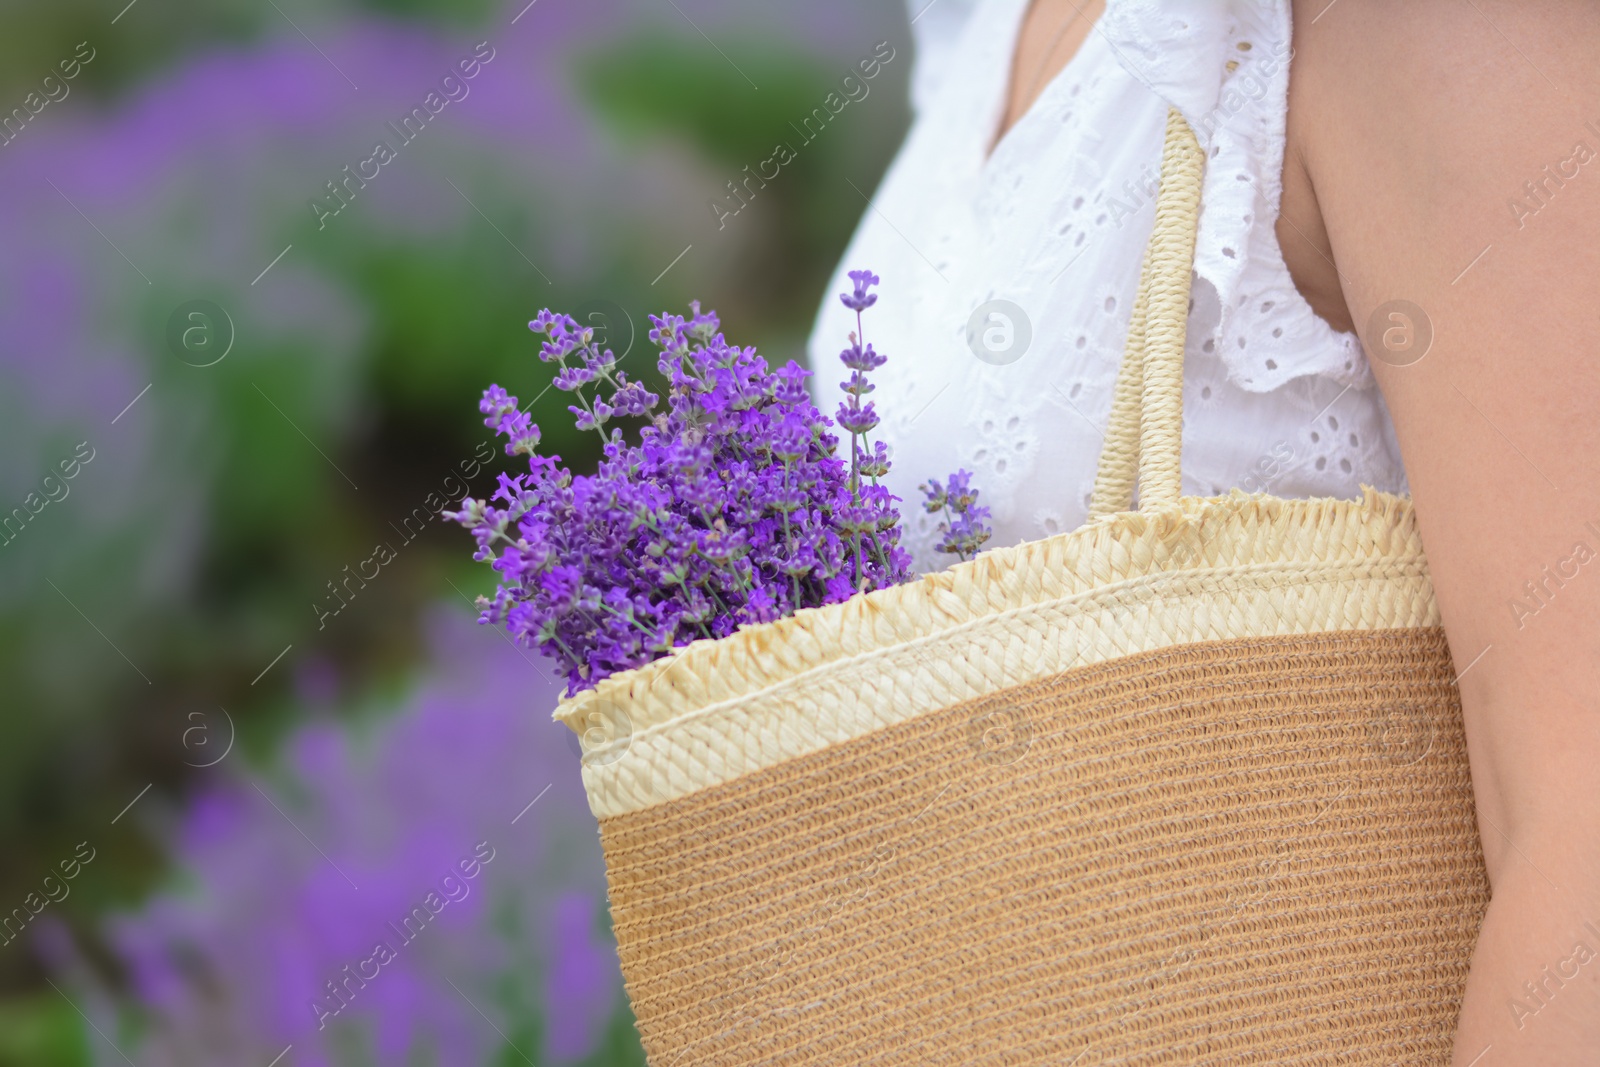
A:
[448,270,990,695]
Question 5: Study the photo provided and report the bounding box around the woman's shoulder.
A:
[1280,0,1600,343]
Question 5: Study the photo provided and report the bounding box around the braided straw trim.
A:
[1136,107,1203,511]
[1086,210,1152,518]
[557,488,1436,818]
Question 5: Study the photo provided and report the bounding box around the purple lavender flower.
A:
[839,269,881,312]
[830,270,910,591]
[921,469,994,562]
[839,339,886,372]
[835,399,879,436]
[450,272,950,694]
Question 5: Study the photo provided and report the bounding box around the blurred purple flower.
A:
[72,605,618,1066]
[543,892,615,1060]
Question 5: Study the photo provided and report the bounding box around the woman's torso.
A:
[806,0,1407,572]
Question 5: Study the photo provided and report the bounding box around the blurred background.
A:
[0,0,910,1062]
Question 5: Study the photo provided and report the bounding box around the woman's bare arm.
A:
[1284,1,1600,1061]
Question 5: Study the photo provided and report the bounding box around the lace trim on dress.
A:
[1100,0,1372,393]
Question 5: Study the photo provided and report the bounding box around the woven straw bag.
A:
[555,110,1490,1066]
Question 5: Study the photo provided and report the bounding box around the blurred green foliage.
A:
[579,36,838,166]
[0,996,90,1067]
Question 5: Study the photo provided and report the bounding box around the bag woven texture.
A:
[555,109,1490,1066]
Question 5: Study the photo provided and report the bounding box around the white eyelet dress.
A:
[805,0,1408,573]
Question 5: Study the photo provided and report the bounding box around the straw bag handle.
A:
[1087,108,1205,518]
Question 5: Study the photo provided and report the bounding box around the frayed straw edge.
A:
[554,487,1419,732]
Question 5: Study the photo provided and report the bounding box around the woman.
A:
[808,0,1600,1060]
